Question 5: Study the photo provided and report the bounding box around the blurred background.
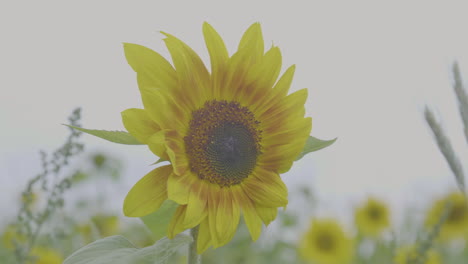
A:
[1,1,468,263]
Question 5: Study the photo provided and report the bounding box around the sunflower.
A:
[121,22,311,253]
[393,246,441,264]
[354,197,390,237]
[29,247,63,264]
[299,219,353,264]
[425,191,468,241]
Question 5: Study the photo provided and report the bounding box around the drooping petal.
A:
[235,190,262,241]
[242,167,288,208]
[123,165,172,217]
[197,218,212,254]
[167,205,188,239]
[121,108,160,144]
[216,187,241,246]
[167,171,191,205]
[207,185,221,247]
[183,181,208,229]
[255,207,278,226]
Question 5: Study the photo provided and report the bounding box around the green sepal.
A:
[151,158,168,165]
[64,125,143,145]
[140,200,178,240]
[295,136,337,161]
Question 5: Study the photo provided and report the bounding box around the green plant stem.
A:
[188,226,201,264]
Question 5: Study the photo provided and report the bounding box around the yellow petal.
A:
[203,22,228,99]
[123,165,172,217]
[123,43,177,91]
[273,64,296,97]
[139,87,188,131]
[236,190,262,241]
[242,46,282,107]
[242,167,288,208]
[260,88,308,124]
[216,188,240,246]
[255,207,278,226]
[121,108,160,144]
[259,117,312,173]
[207,186,221,246]
[223,23,264,101]
[252,65,295,116]
[146,130,168,160]
[164,130,190,176]
[183,181,208,229]
[238,23,264,61]
[167,205,187,239]
[161,32,210,109]
[167,172,191,205]
[197,218,212,254]
[250,46,282,89]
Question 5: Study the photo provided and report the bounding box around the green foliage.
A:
[65,125,143,145]
[63,235,192,264]
[12,108,85,263]
[425,62,468,194]
[141,200,179,240]
[295,136,337,161]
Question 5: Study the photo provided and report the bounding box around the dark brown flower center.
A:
[447,204,467,223]
[368,206,382,221]
[315,232,335,252]
[184,100,262,187]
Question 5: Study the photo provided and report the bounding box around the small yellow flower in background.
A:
[21,192,38,206]
[2,224,25,249]
[299,219,353,264]
[354,197,390,237]
[122,22,311,253]
[425,191,468,241]
[91,214,120,237]
[76,224,93,244]
[394,246,441,264]
[29,247,63,264]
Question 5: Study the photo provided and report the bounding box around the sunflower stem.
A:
[188,226,201,264]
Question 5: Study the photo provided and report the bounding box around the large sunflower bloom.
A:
[425,191,468,241]
[121,22,312,253]
[354,197,390,237]
[299,219,353,264]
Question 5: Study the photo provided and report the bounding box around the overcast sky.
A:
[2,1,468,231]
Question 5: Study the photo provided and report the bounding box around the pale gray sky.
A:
[1,1,468,232]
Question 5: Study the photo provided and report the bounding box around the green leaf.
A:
[63,234,192,264]
[64,125,143,145]
[141,200,179,240]
[151,158,168,165]
[295,136,337,161]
